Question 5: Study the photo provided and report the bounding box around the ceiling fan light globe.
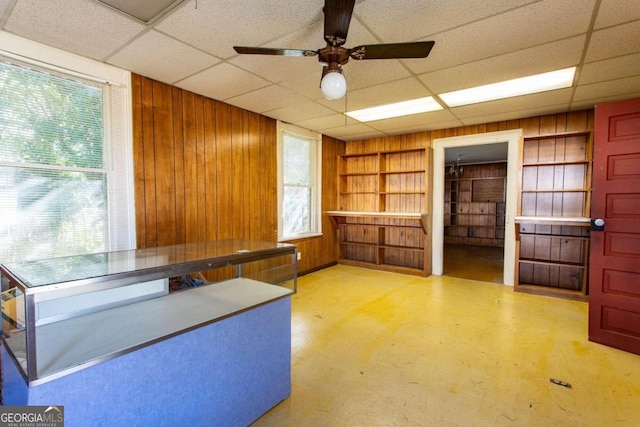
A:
[321,71,347,100]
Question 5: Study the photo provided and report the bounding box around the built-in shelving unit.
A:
[445,163,506,246]
[515,131,593,300]
[328,148,430,276]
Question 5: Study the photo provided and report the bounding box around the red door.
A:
[589,97,640,355]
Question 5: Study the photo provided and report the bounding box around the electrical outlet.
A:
[297,252,302,260]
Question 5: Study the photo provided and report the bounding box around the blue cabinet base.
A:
[2,297,291,427]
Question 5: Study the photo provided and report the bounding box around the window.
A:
[277,122,322,241]
[0,39,134,263]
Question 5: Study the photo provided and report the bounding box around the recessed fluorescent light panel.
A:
[439,67,576,107]
[97,0,184,23]
[346,96,443,122]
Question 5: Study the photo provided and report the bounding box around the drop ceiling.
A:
[1,0,639,141]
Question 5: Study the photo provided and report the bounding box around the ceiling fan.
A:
[233,0,435,100]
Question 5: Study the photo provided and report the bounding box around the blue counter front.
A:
[2,295,291,427]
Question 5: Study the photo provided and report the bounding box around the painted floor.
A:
[444,243,504,284]
[252,265,640,427]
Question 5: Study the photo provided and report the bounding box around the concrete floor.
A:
[252,265,640,427]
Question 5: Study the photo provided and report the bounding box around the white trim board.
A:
[432,130,522,286]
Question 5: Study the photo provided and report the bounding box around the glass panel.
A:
[1,286,27,372]
[0,167,108,262]
[0,60,104,168]
[2,240,293,288]
[0,58,108,263]
[283,186,310,236]
[283,134,310,186]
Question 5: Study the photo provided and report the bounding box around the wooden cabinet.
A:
[515,131,593,300]
[445,163,506,246]
[328,148,430,276]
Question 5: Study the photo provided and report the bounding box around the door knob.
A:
[591,218,605,231]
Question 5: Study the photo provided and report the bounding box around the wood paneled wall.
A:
[445,163,507,247]
[131,74,340,275]
[346,111,594,153]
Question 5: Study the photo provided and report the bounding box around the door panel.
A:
[589,98,640,355]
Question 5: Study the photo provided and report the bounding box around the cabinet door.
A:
[589,97,640,355]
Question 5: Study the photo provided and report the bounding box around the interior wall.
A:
[131,71,593,278]
[345,110,594,281]
[131,74,341,275]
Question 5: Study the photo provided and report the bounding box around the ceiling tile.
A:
[343,60,413,92]
[277,69,324,100]
[365,109,460,133]
[4,0,144,60]
[420,36,586,93]
[97,0,183,23]
[585,20,640,63]
[229,54,320,85]
[460,103,572,127]
[264,101,337,124]
[594,0,640,29]
[579,53,640,85]
[108,30,219,84]
[317,123,382,140]
[0,0,12,17]
[226,85,310,114]
[572,91,640,111]
[328,77,434,112]
[388,119,466,136]
[175,62,270,101]
[155,0,323,59]
[405,0,596,76]
[294,114,360,132]
[573,76,640,102]
[354,0,535,42]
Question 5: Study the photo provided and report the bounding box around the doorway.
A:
[432,130,522,285]
[442,148,507,284]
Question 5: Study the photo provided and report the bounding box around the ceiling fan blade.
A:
[349,41,435,60]
[233,46,318,57]
[323,0,356,46]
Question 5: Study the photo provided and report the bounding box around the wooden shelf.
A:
[520,189,590,193]
[338,241,377,248]
[445,163,507,246]
[515,131,593,300]
[340,172,378,176]
[327,211,428,233]
[514,284,588,302]
[518,259,587,268]
[522,159,592,166]
[339,192,378,195]
[380,169,424,175]
[521,130,591,140]
[379,191,424,195]
[515,216,590,227]
[332,147,430,276]
[326,210,425,220]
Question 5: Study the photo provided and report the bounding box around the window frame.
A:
[276,121,322,242]
[0,32,135,260]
